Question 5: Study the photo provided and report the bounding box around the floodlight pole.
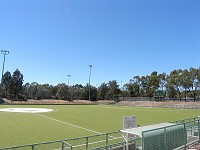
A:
[1,50,9,98]
[67,75,71,86]
[88,65,92,101]
[67,74,72,100]
[1,50,9,80]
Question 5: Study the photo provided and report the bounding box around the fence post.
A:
[142,132,144,150]
[62,141,64,150]
[198,120,200,143]
[86,137,88,149]
[164,128,167,150]
[184,123,187,150]
[106,134,108,146]
[32,144,34,150]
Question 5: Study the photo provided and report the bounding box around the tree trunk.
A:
[184,90,187,102]
[194,92,196,102]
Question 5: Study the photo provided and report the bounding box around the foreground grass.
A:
[0,105,200,148]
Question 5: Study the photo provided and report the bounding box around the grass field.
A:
[0,104,200,148]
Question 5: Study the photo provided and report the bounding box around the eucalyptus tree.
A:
[156,73,167,98]
[107,80,120,100]
[23,82,31,99]
[148,71,160,97]
[124,82,135,97]
[131,76,141,97]
[29,82,39,99]
[158,73,167,91]
[10,69,24,100]
[56,83,69,100]
[166,69,182,100]
[197,67,200,99]
[123,76,141,97]
[80,84,97,101]
[36,84,52,99]
[143,75,153,98]
[97,82,109,100]
[180,69,192,101]
[71,84,83,100]
[189,67,200,101]
[1,71,12,98]
[90,85,98,101]
[140,76,148,97]
[49,85,58,99]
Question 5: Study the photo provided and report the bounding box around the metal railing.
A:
[1,118,200,150]
[0,131,122,150]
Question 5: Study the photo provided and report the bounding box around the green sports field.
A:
[0,104,200,148]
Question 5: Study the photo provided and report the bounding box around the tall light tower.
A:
[67,74,71,100]
[1,50,9,98]
[1,50,9,80]
[88,65,92,100]
[67,75,71,86]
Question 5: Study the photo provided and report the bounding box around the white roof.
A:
[120,123,175,137]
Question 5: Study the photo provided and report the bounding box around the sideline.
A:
[34,113,102,134]
[0,105,102,135]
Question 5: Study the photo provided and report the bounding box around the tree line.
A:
[1,67,200,101]
[123,67,200,101]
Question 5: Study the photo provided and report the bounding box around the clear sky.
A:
[0,0,199,86]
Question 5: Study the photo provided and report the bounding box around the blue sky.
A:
[0,0,199,86]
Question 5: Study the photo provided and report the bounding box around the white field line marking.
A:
[34,113,118,142]
[34,113,102,134]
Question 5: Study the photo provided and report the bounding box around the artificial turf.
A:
[0,104,199,148]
